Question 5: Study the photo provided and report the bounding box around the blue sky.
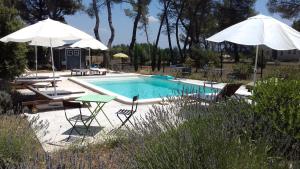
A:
[65,0,293,48]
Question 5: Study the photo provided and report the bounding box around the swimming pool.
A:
[75,76,218,103]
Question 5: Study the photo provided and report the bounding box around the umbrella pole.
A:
[89,48,92,67]
[35,45,38,78]
[253,45,259,87]
[80,49,81,69]
[50,39,57,96]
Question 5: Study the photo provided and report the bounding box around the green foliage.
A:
[0,116,42,167]
[217,0,257,30]
[111,43,166,67]
[252,78,300,139]
[189,47,209,68]
[267,0,300,19]
[292,19,300,31]
[17,0,83,23]
[0,91,12,114]
[232,63,253,79]
[268,66,300,80]
[0,0,28,80]
[122,99,283,169]
[111,44,130,55]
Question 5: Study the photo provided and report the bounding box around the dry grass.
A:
[137,62,300,84]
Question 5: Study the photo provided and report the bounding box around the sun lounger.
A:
[71,69,89,76]
[16,76,60,80]
[22,85,85,112]
[191,83,242,103]
[89,68,107,75]
[26,85,85,100]
[14,78,62,86]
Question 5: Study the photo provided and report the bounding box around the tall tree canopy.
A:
[267,0,300,31]
[216,0,256,62]
[17,0,83,23]
[267,0,300,19]
[0,0,28,80]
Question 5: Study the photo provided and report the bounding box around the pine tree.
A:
[0,0,28,80]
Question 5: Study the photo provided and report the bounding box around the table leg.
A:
[95,102,114,128]
[86,102,102,127]
[84,102,115,130]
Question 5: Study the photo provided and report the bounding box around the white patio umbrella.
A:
[206,14,300,86]
[0,18,93,95]
[71,38,108,68]
[29,40,66,78]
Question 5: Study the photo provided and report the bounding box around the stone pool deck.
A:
[19,71,251,152]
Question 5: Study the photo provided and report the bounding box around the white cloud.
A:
[148,15,159,23]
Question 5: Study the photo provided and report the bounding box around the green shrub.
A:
[253,78,300,139]
[252,78,300,159]
[268,66,300,80]
[0,91,12,114]
[121,99,285,169]
[232,63,252,79]
[0,1,28,80]
[0,116,42,167]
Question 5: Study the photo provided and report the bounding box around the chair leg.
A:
[67,120,80,141]
[101,110,114,127]
[93,117,101,127]
[116,114,133,131]
[128,119,134,127]
[82,121,92,142]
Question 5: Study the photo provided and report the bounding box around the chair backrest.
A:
[131,95,139,113]
[63,101,82,119]
[63,100,81,109]
[216,83,242,102]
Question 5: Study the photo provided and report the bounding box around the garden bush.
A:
[118,97,293,169]
[231,63,253,79]
[0,91,12,114]
[267,66,300,80]
[0,116,43,168]
[0,91,24,115]
[252,78,300,159]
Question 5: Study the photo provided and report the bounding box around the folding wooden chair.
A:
[115,95,139,130]
[63,101,100,142]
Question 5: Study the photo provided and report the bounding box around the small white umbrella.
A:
[207,14,300,86]
[0,18,93,95]
[29,40,66,78]
[71,38,108,68]
[71,38,108,50]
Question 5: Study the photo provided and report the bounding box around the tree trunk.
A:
[233,44,239,63]
[153,15,165,71]
[175,1,185,63]
[105,0,115,68]
[106,0,114,48]
[164,0,174,65]
[92,0,101,41]
[129,0,142,70]
[153,2,170,71]
[143,23,151,69]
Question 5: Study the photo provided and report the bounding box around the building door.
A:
[66,49,81,69]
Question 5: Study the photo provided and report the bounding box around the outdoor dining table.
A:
[75,94,116,128]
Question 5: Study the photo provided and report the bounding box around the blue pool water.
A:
[88,76,218,100]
